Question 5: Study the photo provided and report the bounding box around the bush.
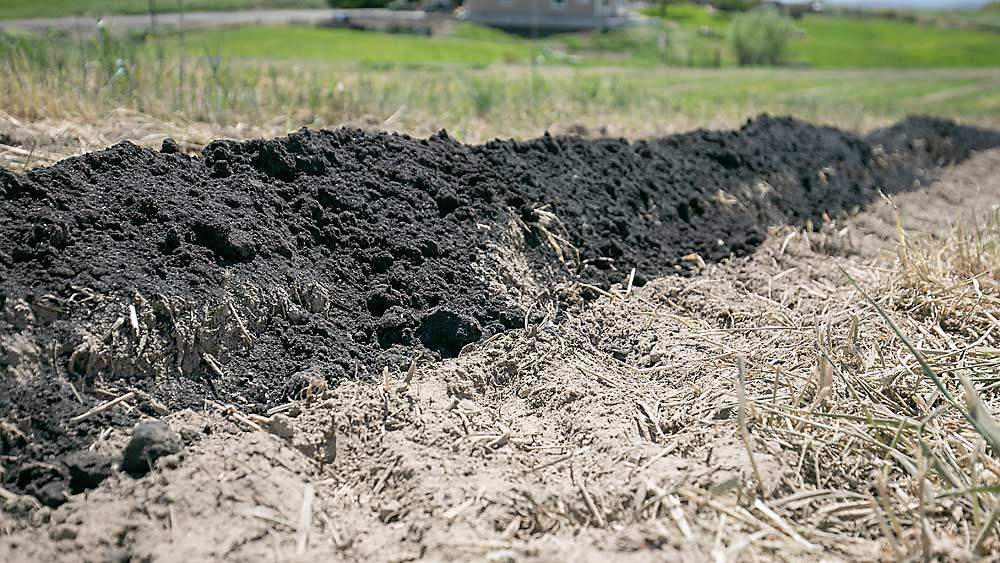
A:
[327,0,391,7]
[729,7,794,66]
[709,0,760,12]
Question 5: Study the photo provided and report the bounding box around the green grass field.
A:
[173,25,534,65]
[866,2,1000,33]
[787,15,1000,68]
[643,3,1000,68]
[1,1,998,150]
[163,15,1000,70]
[3,0,999,69]
[0,0,322,20]
[157,5,1000,69]
[3,23,998,139]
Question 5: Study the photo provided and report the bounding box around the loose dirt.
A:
[0,145,997,563]
[1,116,998,516]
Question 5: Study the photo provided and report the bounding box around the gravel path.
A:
[0,8,425,33]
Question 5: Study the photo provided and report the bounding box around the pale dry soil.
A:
[1,150,999,563]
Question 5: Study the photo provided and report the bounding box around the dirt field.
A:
[2,118,1000,562]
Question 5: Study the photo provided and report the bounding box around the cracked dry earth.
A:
[0,146,998,562]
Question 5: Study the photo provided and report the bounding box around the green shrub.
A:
[729,7,793,66]
[326,0,390,7]
[709,0,760,12]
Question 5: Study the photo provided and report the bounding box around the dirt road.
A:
[0,8,425,34]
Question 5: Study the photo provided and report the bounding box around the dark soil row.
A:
[1,115,998,505]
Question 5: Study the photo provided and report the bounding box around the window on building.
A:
[551,0,567,9]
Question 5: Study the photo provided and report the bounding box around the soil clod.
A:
[120,420,183,476]
[160,138,181,155]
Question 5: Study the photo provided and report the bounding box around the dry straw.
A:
[733,207,1000,558]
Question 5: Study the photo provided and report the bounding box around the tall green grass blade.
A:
[840,266,1000,457]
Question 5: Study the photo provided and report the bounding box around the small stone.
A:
[155,453,183,470]
[36,480,69,508]
[121,421,183,476]
[3,298,34,329]
[31,506,52,526]
[286,303,305,323]
[486,550,518,563]
[50,525,77,541]
[266,414,295,440]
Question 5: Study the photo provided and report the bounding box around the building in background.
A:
[461,0,640,31]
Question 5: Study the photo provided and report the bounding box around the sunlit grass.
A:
[789,14,1000,68]
[172,25,536,65]
[643,3,1000,69]
[3,28,999,136]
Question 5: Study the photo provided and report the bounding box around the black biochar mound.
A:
[1,115,998,504]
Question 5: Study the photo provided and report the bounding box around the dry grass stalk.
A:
[69,390,136,423]
[0,487,17,502]
[722,211,1000,558]
[206,401,265,432]
[296,483,315,555]
[737,355,765,498]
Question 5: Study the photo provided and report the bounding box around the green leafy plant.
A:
[709,0,760,12]
[729,7,794,66]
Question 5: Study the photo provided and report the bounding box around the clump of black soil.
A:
[1,115,998,505]
[120,421,183,476]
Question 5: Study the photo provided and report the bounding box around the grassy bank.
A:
[642,3,1000,68]
[173,25,534,65]
[167,15,1000,70]
[1,15,998,172]
[789,14,1000,68]
[2,28,999,146]
[5,1,999,69]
